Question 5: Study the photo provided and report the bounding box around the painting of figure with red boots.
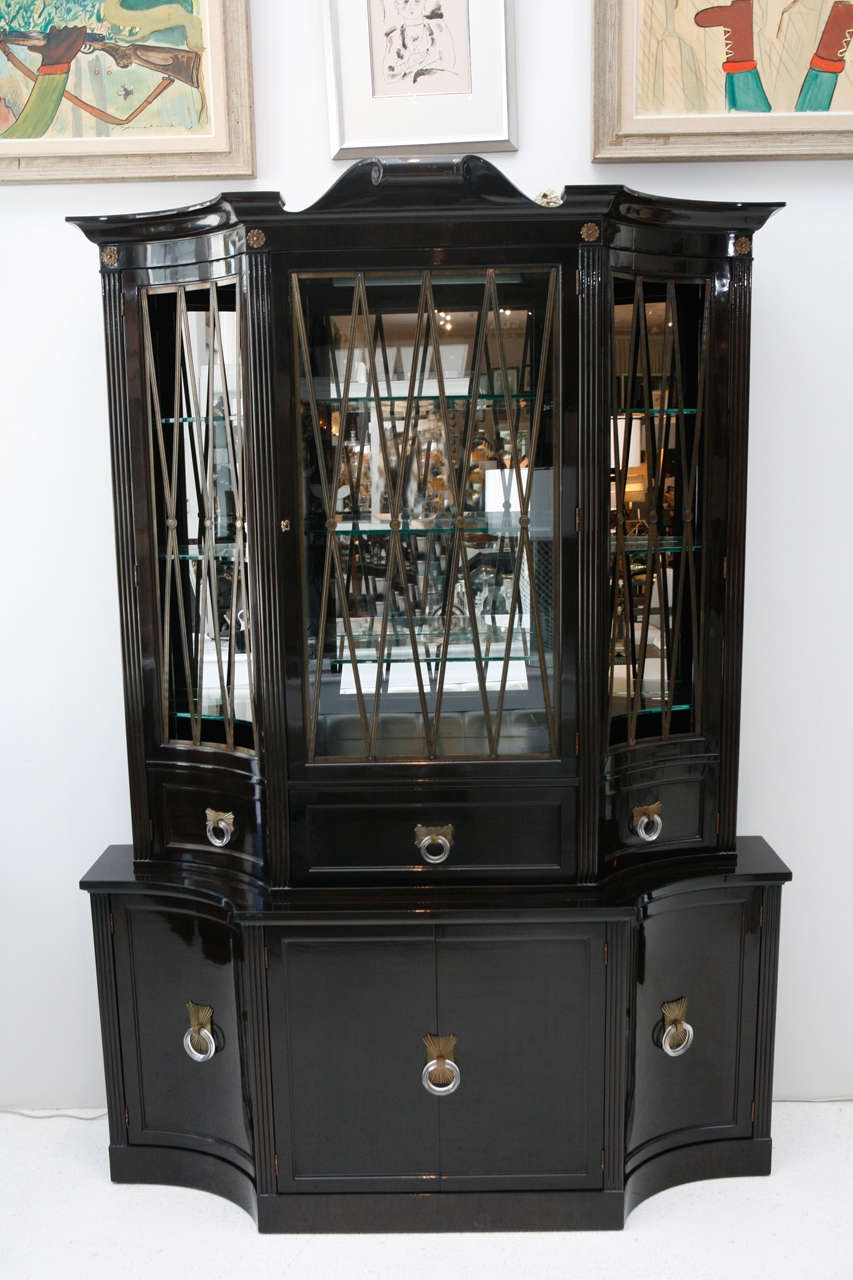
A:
[636,0,853,114]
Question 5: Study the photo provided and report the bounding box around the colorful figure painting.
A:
[637,0,853,115]
[0,2,209,141]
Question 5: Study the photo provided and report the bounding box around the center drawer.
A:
[289,786,576,884]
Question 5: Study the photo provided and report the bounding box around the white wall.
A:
[0,0,849,1106]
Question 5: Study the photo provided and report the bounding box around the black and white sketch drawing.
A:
[369,0,472,96]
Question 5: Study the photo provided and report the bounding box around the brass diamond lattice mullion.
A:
[211,284,244,735]
[330,280,366,517]
[368,532,399,760]
[486,272,526,514]
[431,531,462,742]
[523,527,557,753]
[203,292,234,746]
[356,275,399,488]
[634,282,661,739]
[330,534,372,754]
[391,273,429,515]
[492,524,527,747]
[393,528,436,757]
[368,305,400,473]
[141,293,167,738]
[307,534,334,762]
[293,276,333,517]
[522,270,558,512]
[456,526,497,755]
[425,273,469,511]
[164,290,201,744]
[178,287,209,741]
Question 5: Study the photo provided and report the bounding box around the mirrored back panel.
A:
[142,280,256,751]
[294,268,560,762]
[609,276,711,748]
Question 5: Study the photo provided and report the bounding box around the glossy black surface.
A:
[71,157,781,886]
[111,900,253,1176]
[74,160,788,1231]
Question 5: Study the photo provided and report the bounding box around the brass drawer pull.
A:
[633,803,662,843]
[422,1034,460,1096]
[184,1002,216,1063]
[660,998,693,1058]
[206,808,235,848]
[422,1058,461,1095]
[415,823,454,864]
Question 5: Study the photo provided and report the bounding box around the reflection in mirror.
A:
[142,280,255,751]
[295,268,560,761]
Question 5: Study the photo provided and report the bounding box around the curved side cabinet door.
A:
[112,898,253,1175]
[627,885,762,1171]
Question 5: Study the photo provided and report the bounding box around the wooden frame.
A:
[594,0,853,161]
[0,0,254,182]
[322,0,517,158]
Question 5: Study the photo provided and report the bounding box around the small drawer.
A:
[290,786,576,884]
[149,766,263,876]
[602,754,717,863]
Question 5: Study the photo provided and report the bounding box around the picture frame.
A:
[322,0,517,159]
[594,0,853,160]
[0,0,254,183]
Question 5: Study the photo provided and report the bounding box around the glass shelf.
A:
[307,516,552,539]
[610,537,702,553]
[301,382,550,405]
[314,623,547,665]
[163,544,242,563]
[161,415,244,425]
[616,408,696,417]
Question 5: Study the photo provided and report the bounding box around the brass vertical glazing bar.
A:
[178,287,208,743]
[293,276,333,516]
[431,529,462,746]
[522,271,558,511]
[140,291,169,741]
[392,525,436,756]
[487,272,526,514]
[523,526,557,752]
[306,533,334,762]
[330,533,372,753]
[203,288,233,747]
[368,533,399,759]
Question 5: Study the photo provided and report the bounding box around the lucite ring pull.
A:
[184,1002,216,1063]
[633,803,663,843]
[183,1027,216,1062]
[660,998,693,1058]
[422,1034,460,1096]
[205,808,235,849]
[415,823,454,865]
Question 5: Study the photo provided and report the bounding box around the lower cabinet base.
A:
[108,1138,773,1233]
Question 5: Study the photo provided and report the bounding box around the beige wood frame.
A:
[594,0,853,161]
[0,0,254,183]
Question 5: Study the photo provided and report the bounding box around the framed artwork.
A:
[0,1,254,182]
[323,0,517,158]
[594,0,853,159]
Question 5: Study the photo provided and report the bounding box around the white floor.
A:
[1,1102,851,1280]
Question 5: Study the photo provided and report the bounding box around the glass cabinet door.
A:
[609,276,711,747]
[294,268,560,762]
[141,279,256,751]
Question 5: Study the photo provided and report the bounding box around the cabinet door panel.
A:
[627,889,761,1166]
[270,930,439,1191]
[114,901,252,1173]
[435,925,605,1189]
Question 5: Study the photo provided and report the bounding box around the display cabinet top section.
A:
[69,155,782,253]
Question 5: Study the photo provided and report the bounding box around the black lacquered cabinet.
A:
[76,159,789,1231]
